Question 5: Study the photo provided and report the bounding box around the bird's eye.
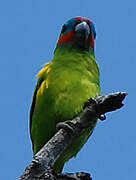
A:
[61,25,67,34]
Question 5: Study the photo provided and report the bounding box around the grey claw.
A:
[56,121,74,134]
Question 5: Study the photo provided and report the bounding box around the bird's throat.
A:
[54,43,95,58]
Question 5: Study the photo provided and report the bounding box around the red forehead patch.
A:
[74,16,92,23]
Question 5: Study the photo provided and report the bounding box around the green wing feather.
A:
[30,77,44,148]
[30,62,53,152]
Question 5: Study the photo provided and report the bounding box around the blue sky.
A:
[0,0,135,179]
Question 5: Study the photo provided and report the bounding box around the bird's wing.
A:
[29,62,52,134]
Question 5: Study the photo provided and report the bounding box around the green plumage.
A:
[30,17,100,172]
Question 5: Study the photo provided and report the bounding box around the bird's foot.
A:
[84,97,107,121]
[56,120,75,134]
[83,97,96,109]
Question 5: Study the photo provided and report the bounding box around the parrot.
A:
[30,16,100,173]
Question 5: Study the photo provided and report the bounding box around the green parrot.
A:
[30,16,100,172]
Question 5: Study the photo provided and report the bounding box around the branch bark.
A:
[18,92,127,180]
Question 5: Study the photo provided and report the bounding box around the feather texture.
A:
[30,17,100,172]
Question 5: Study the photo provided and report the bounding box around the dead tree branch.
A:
[18,92,127,180]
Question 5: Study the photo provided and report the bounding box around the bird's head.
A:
[56,16,96,52]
